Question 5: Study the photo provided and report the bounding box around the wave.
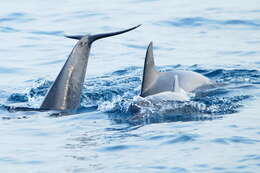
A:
[2,66,259,124]
[159,17,260,30]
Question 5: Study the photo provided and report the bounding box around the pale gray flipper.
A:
[173,75,180,92]
[40,25,141,111]
[140,41,212,97]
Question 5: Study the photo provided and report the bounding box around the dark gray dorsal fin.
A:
[140,41,158,97]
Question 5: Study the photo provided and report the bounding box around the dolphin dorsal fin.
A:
[140,42,158,97]
[173,75,181,92]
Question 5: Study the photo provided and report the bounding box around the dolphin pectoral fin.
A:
[65,35,84,40]
[89,24,141,43]
[140,41,158,97]
[173,75,181,92]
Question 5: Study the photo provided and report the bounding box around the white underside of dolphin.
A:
[140,42,213,98]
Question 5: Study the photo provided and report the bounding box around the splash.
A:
[2,65,258,124]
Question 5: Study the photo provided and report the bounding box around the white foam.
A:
[146,89,190,102]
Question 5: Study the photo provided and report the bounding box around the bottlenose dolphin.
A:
[140,41,212,97]
[40,25,141,111]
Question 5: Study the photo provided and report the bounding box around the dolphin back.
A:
[140,42,213,98]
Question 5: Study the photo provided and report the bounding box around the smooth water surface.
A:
[0,0,260,172]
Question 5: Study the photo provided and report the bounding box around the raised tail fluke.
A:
[64,24,141,42]
[140,41,158,97]
[89,24,141,43]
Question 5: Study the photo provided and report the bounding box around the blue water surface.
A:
[0,0,260,172]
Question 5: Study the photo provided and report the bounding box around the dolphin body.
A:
[128,41,212,119]
[40,25,141,111]
[140,42,212,98]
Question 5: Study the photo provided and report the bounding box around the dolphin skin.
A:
[140,41,212,97]
[40,25,141,111]
[144,75,190,101]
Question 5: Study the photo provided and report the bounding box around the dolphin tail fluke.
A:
[89,24,141,43]
[140,41,158,97]
[65,35,84,40]
[65,24,141,42]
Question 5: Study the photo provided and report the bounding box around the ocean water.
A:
[0,0,260,172]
